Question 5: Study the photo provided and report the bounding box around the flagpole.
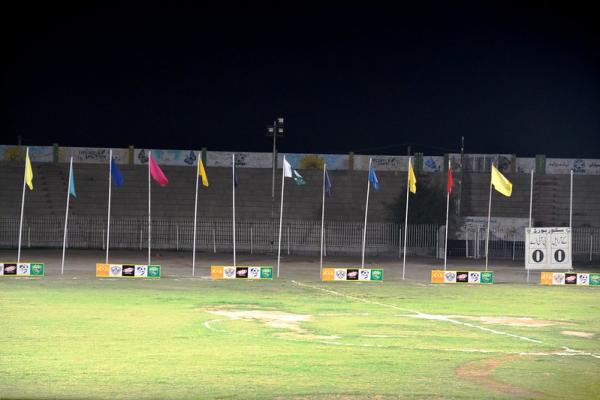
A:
[17,147,29,264]
[361,158,372,268]
[402,157,411,280]
[61,157,73,275]
[485,162,494,271]
[529,169,534,227]
[528,168,534,283]
[320,164,327,277]
[232,153,236,267]
[148,150,152,266]
[277,155,286,278]
[106,149,112,264]
[192,152,200,276]
[444,159,450,271]
[569,169,573,229]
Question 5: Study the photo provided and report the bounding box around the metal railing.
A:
[444,226,600,262]
[2,216,598,262]
[0,216,439,257]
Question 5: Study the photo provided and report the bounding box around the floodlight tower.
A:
[267,117,284,216]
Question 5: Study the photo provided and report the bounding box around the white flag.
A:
[283,158,293,178]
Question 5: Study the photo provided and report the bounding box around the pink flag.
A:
[149,154,169,186]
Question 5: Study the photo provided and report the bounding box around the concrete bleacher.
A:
[2,161,600,226]
[0,162,409,222]
[461,172,600,227]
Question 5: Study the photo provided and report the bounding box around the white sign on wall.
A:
[545,158,600,175]
[62,147,129,164]
[525,227,572,270]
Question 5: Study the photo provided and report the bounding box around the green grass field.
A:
[1,277,599,399]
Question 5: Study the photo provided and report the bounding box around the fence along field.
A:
[2,216,600,262]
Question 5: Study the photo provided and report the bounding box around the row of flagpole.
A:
[16,148,577,277]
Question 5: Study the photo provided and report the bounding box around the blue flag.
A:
[111,158,124,187]
[369,164,380,191]
[324,170,332,197]
[69,164,77,197]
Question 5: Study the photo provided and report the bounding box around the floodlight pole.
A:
[269,118,284,248]
[271,121,278,205]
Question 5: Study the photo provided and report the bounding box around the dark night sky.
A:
[3,2,599,157]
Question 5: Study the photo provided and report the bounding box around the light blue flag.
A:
[324,169,332,197]
[69,164,76,197]
[369,164,380,191]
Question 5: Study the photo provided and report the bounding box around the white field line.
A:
[290,280,600,360]
[202,319,599,358]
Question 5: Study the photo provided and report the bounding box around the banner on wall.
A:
[0,146,54,162]
[211,265,273,279]
[540,272,600,286]
[283,154,349,170]
[431,270,494,284]
[545,158,600,175]
[207,152,273,168]
[448,154,513,173]
[135,149,198,166]
[422,156,444,172]
[516,158,536,173]
[321,267,384,281]
[96,263,161,278]
[61,147,129,164]
[0,263,45,277]
[353,155,407,171]
[456,216,529,241]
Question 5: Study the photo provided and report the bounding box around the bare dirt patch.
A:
[456,355,543,398]
[457,316,565,327]
[206,308,340,340]
[409,313,568,327]
[561,330,594,339]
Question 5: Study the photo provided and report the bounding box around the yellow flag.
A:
[25,153,33,190]
[491,165,512,197]
[408,159,417,194]
[198,158,209,187]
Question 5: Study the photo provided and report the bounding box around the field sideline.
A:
[1,250,599,399]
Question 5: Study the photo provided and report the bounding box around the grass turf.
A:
[1,277,599,399]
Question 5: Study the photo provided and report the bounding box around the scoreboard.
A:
[525,227,572,270]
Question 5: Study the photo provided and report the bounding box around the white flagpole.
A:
[61,157,73,275]
[402,157,411,280]
[485,162,494,271]
[148,150,152,266]
[17,147,29,264]
[569,169,573,229]
[192,152,200,276]
[528,168,534,283]
[277,155,286,278]
[361,158,372,268]
[106,149,112,264]
[444,159,450,271]
[320,164,327,277]
[232,153,236,267]
[529,169,534,227]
